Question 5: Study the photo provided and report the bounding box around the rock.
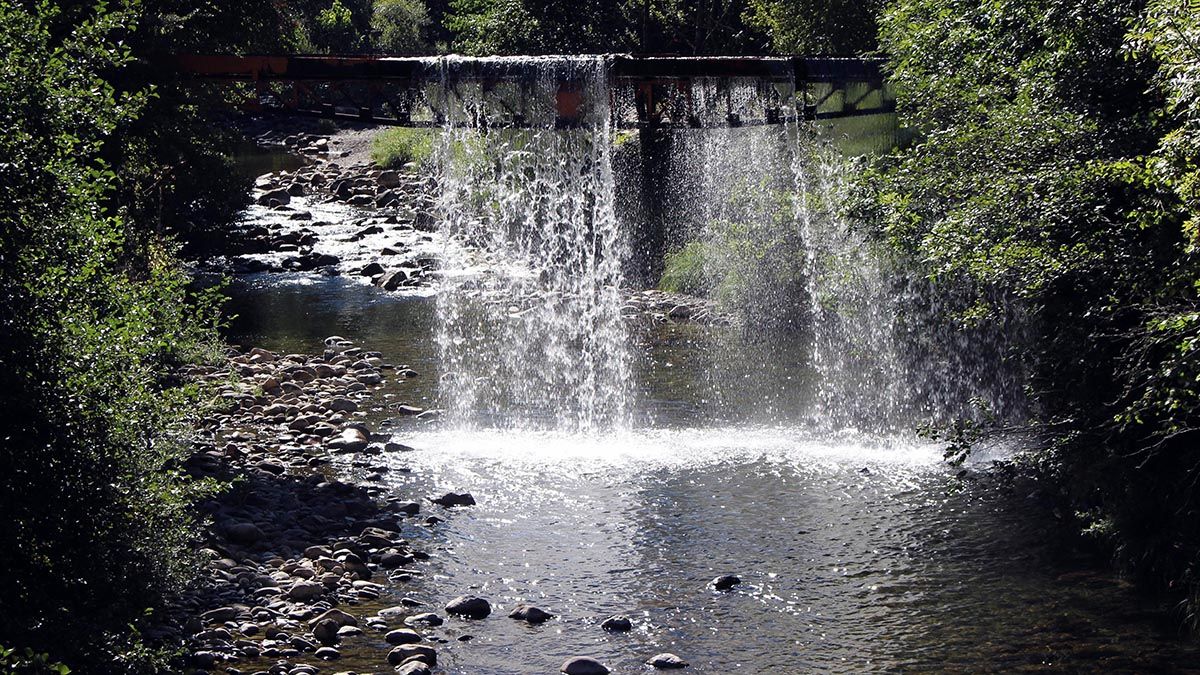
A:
[375,269,408,291]
[201,606,239,624]
[385,628,422,645]
[328,397,358,412]
[508,604,553,624]
[310,608,357,628]
[331,427,369,452]
[600,615,632,632]
[386,644,437,666]
[711,574,741,591]
[315,646,340,660]
[561,657,610,675]
[395,501,421,515]
[404,613,443,627]
[394,662,431,675]
[378,170,401,188]
[647,653,688,669]
[431,492,476,507]
[312,618,340,646]
[256,188,291,206]
[288,581,325,601]
[226,522,264,544]
[444,595,491,619]
[360,262,386,277]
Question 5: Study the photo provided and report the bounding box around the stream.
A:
[221,275,1200,673]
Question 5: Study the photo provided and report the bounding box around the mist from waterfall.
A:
[426,57,1026,434]
[432,57,632,432]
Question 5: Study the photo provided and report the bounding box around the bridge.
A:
[176,54,893,129]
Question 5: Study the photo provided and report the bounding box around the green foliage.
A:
[0,1,221,669]
[0,645,71,675]
[743,0,884,54]
[373,0,432,53]
[314,0,359,51]
[371,127,435,169]
[659,241,713,295]
[863,0,1200,620]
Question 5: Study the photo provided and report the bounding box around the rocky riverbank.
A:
[162,337,467,675]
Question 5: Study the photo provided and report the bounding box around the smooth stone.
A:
[561,657,610,675]
[712,574,741,591]
[444,595,490,619]
[315,646,340,660]
[508,604,553,624]
[312,618,340,646]
[385,628,422,645]
[386,644,437,666]
[647,653,689,669]
[310,608,357,628]
[394,662,431,675]
[226,522,265,544]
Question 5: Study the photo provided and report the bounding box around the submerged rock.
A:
[712,574,741,591]
[600,615,632,632]
[508,604,554,624]
[561,657,610,675]
[647,653,689,669]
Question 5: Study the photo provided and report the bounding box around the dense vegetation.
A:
[857,0,1200,622]
[0,2,222,670]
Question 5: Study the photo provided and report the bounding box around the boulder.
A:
[711,574,741,591]
[432,491,476,507]
[600,615,632,632]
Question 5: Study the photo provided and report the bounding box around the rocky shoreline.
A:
[165,337,462,675]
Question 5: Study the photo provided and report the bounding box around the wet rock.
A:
[310,608,357,628]
[256,188,291,206]
[508,604,553,624]
[600,615,632,632]
[385,628,422,645]
[328,397,358,413]
[444,595,490,619]
[394,662,431,675]
[330,427,369,453]
[712,574,741,591]
[312,618,340,646]
[375,269,409,291]
[404,613,443,627]
[315,646,340,660]
[647,653,688,669]
[378,170,401,188]
[431,492,476,507]
[561,657,610,675]
[360,262,386,277]
[386,644,437,666]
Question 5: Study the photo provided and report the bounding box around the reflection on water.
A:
[222,275,1199,673]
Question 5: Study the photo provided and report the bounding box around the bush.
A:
[371,127,435,170]
[0,3,221,669]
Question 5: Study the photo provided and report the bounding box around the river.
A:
[220,273,1199,673]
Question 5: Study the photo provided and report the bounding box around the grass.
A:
[371,128,435,170]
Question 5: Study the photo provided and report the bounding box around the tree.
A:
[373,0,433,53]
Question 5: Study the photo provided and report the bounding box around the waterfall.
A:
[432,56,632,431]
[424,57,1023,434]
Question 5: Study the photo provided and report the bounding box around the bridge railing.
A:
[175,54,893,128]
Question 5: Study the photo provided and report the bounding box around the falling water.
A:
[432,57,632,431]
